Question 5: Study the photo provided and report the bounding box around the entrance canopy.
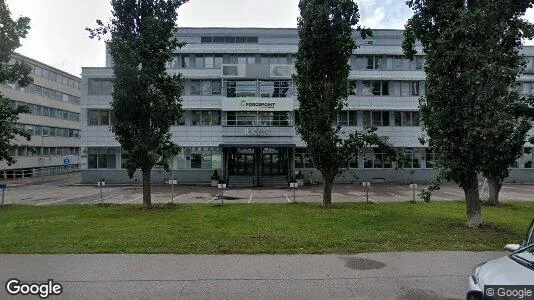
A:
[219,144,296,148]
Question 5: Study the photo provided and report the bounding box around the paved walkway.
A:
[0,251,503,299]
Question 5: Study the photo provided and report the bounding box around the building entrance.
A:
[226,147,293,186]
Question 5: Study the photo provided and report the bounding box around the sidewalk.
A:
[0,251,503,299]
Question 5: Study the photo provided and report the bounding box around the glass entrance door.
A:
[229,148,255,175]
[261,148,288,176]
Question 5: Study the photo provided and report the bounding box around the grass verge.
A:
[0,201,532,254]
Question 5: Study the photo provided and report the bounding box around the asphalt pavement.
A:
[0,251,504,299]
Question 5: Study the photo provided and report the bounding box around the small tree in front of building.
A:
[87,0,187,206]
[294,0,398,206]
[0,0,32,165]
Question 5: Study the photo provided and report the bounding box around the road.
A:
[0,251,503,299]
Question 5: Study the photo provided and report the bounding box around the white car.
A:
[467,219,534,300]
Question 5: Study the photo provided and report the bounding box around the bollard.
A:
[218,183,227,206]
[362,182,371,203]
[410,183,418,203]
[290,182,298,203]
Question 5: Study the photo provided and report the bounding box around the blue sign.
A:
[0,184,6,189]
[63,157,70,165]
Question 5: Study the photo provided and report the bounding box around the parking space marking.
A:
[166,194,184,204]
[37,193,96,206]
[285,194,290,203]
[349,191,372,201]
[82,193,121,204]
[121,195,143,204]
[386,192,402,198]
[206,194,220,204]
[248,193,253,204]
[440,191,464,197]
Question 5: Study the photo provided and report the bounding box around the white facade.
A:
[0,53,81,179]
[80,28,534,185]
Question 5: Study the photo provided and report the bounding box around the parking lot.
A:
[3,175,534,205]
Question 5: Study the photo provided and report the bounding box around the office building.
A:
[0,53,81,179]
[80,28,534,185]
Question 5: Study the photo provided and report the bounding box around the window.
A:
[211,80,221,95]
[190,153,202,169]
[363,111,389,126]
[337,112,349,126]
[195,55,204,68]
[181,56,190,68]
[204,56,214,68]
[415,57,424,70]
[224,111,292,127]
[88,148,117,169]
[364,149,392,168]
[365,56,382,70]
[88,79,113,95]
[214,56,223,69]
[394,111,420,126]
[412,82,420,96]
[348,81,357,95]
[101,110,110,125]
[190,80,201,95]
[88,110,113,126]
[191,110,221,126]
[363,81,389,96]
[349,111,357,126]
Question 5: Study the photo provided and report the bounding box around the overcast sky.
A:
[5,0,534,77]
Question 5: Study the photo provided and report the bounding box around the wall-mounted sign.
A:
[245,127,271,137]
[240,99,275,108]
[222,97,293,111]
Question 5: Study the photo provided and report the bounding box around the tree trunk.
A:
[322,172,333,207]
[142,168,152,207]
[463,174,482,228]
[487,174,502,206]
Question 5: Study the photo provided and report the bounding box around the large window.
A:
[365,56,383,70]
[1,82,80,105]
[190,110,221,126]
[18,124,79,138]
[394,111,420,126]
[188,80,221,96]
[88,110,114,126]
[362,111,389,126]
[337,111,358,126]
[6,99,79,121]
[363,149,392,169]
[88,148,117,169]
[363,81,389,96]
[88,79,113,95]
[225,111,292,126]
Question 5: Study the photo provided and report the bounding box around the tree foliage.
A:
[403,0,534,226]
[0,0,32,165]
[294,0,397,206]
[87,0,187,206]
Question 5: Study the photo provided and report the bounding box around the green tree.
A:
[294,0,397,206]
[403,0,534,226]
[0,0,32,165]
[87,0,187,206]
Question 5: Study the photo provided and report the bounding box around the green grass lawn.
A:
[0,202,532,254]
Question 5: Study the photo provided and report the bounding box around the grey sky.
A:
[5,0,534,77]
